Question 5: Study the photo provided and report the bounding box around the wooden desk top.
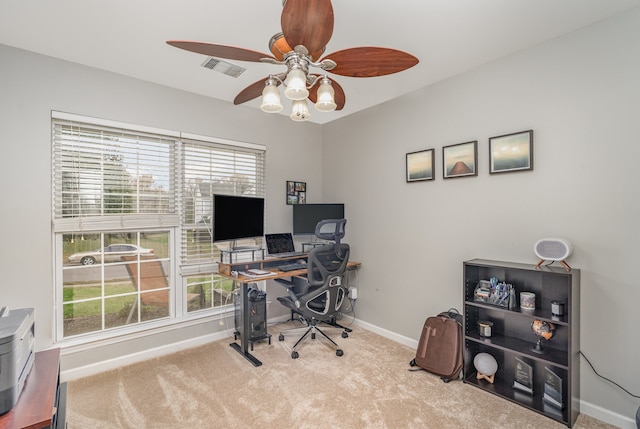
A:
[218,257,361,283]
[0,348,60,429]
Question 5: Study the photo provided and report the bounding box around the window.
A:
[53,113,265,341]
[180,135,265,314]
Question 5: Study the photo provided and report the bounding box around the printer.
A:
[0,307,35,415]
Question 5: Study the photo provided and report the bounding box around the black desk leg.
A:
[229,281,262,366]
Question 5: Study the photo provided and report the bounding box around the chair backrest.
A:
[298,219,350,317]
[121,255,169,306]
[315,218,346,243]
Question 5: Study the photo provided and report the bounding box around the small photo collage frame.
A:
[286,180,306,204]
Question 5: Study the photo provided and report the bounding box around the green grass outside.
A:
[63,284,135,318]
[64,275,235,319]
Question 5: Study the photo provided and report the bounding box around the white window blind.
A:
[181,137,266,266]
[52,116,178,232]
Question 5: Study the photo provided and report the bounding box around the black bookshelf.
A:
[463,259,580,427]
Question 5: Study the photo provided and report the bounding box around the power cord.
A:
[335,296,357,328]
[580,350,640,398]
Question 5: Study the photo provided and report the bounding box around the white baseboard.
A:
[60,316,637,429]
[580,399,636,429]
[62,313,299,382]
[351,319,418,349]
[61,330,230,382]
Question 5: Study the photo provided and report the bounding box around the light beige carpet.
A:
[66,322,618,429]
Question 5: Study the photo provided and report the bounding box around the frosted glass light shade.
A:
[315,78,336,112]
[284,69,309,100]
[290,99,311,122]
[260,83,283,113]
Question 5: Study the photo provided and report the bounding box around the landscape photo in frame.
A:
[443,141,478,179]
[406,149,435,182]
[489,130,533,174]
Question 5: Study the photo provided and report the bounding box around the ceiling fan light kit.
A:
[260,79,283,113]
[283,67,309,100]
[315,76,337,112]
[167,0,418,122]
[290,99,311,121]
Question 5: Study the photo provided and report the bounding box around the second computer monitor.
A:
[292,203,345,235]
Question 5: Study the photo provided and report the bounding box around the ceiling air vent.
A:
[201,57,246,78]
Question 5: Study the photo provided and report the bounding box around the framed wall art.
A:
[406,149,435,182]
[489,130,533,174]
[286,180,306,204]
[443,141,478,179]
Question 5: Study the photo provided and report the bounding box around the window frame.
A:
[52,112,266,344]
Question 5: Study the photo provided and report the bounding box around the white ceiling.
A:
[1,0,638,124]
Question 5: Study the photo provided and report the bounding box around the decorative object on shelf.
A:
[489,129,533,174]
[473,278,515,308]
[167,0,418,122]
[530,319,556,354]
[286,181,306,205]
[520,292,536,310]
[551,300,565,317]
[513,356,534,394]
[543,366,564,409]
[443,141,478,179]
[477,320,493,338]
[473,353,498,384]
[406,149,435,182]
[534,237,573,271]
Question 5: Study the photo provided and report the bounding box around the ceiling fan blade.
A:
[308,76,346,111]
[167,41,275,63]
[234,78,276,105]
[322,47,419,77]
[281,0,334,56]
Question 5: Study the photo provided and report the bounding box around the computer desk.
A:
[218,255,361,366]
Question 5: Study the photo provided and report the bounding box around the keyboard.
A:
[278,262,307,272]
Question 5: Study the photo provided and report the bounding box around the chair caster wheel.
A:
[336,349,344,357]
[291,351,299,359]
[311,333,316,339]
[279,334,284,341]
[341,332,348,338]
[409,359,417,367]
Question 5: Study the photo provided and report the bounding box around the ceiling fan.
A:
[167,0,418,121]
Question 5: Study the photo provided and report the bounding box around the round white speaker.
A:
[534,238,573,261]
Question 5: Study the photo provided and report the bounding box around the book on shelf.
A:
[543,366,564,409]
[513,357,533,394]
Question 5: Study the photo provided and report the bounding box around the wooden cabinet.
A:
[463,259,579,427]
[0,348,66,429]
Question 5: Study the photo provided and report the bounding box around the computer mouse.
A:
[297,259,306,264]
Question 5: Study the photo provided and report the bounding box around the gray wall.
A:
[323,8,640,425]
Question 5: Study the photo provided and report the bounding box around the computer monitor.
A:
[292,203,345,235]
[212,194,265,242]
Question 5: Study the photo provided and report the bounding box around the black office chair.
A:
[277,219,350,359]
